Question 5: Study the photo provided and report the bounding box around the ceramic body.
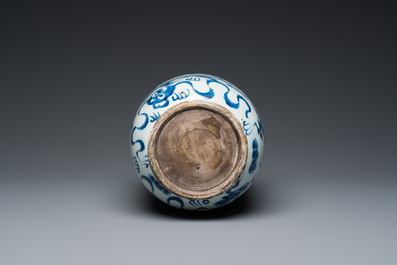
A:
[130,74,264,210]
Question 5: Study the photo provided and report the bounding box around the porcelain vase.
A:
[130,74,264,210]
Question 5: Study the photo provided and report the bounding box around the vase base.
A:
[148,100,248,200]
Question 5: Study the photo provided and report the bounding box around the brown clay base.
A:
[148,101,248,200]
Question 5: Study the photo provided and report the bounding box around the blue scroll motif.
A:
[214,180,251,207]
[253,118,264,141]
[149,174,170,195]
[167,197,184,209]
[184,75,215,98]
[224,89,252,118]
[140,175,154,193]
[243,119,263,140]
[202,75,252,118]
[243,120,252,135]
[250,103,264,141]
[149,112,160,122]
[249,139,259,174]
[140,174,170,195]
[191,75,252,118]
[130,113,149,162]
[172,88,190,101]
[193,81,215,98]
[167,74,253,118]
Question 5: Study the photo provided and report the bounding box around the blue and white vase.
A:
[130,74,264,210]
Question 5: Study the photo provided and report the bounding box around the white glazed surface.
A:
[130,74,265,210]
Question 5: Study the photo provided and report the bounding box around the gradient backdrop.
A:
[1,1,396,264]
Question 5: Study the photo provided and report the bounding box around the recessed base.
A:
[148,101,248,200]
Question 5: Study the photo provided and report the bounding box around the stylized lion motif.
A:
[146,85,176,109]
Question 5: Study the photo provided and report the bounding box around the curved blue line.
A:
[149,174,170,195]
[166,77,214,99]
[167,197,184,209]
[197,75,251,118]
[172,93,181,101]
[193,79,215,98]
[243,120,253,135]
[131,113,149,161]
[150,112,160,122]
[249,139,259,174]
[133,139,145,159]
[254,119,264,141]
[214,180,251,207]
[224,92,252,118]
[140,175,154,193]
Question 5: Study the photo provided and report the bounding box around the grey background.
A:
[1,1,396,264]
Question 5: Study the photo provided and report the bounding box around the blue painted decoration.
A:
[133,156,140,173]
[167,197,184,209]
[140,175,154,193]
[184,75,215,98]
[185,76,200,81]
[149,174,170,195]
[243,120,252,135]
[172,88,190,101]
[142,155,149,168]
[249,139,259,174]
[191,74,252,118]
[149,112,160,122]
[132,74,264,210]
[224,90,252,118]
[253,118,264,141]
[140,174,170,195]
[146,85,176,109]
[147,79,197,108]
[214,180,251,207]
[189,199,211,208]
[130,113,149,162]
[189,200,203,207]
